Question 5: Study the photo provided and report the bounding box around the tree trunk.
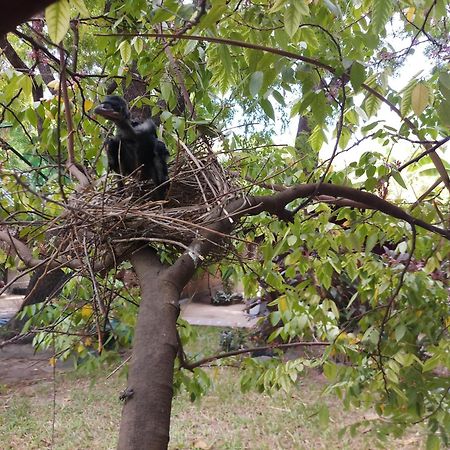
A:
[117,248,180,450]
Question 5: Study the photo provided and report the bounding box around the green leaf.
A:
[364,90,383,117]
[350,62,366,92]
[217,45,233,77]
[22,318,32,333]
[386,367,399,384]
[284,3,302,38]
[269,311,281,326]
[160,81,173,103]
[160,110,172,122]
[287,235,297,246]
[437,98,450,127]
[45,0,71,44]
[260,98,275,120]
[411,83,429,116]
[291,91,314,117]
[426,434,441,450]
[297,314,308,330]
[184,39,197,56]
[294,1,310,15]
[70,0,89,17]
[400,78,418,117]
[435,0,447,18]
[392,171,407,189]
[323,362,337,380]
[365,233,378,253]
[394,352,415,367]
[317,262,333,290]
[152,0,179,23]
[371,0,393,34]
[118,41,132,64]
[395,324,406,341]
[365,177,378,191]
[308,125,325,151]
[299,27,319,50]
[318,404,329,428]
[199,0,226,28]
[268,328,282,342]
[17,75,33,101]
[438,72,450,99]
[249,71,264,97]
[323,0,342,18]
[362,326,379,345]
[269,0,287,13]
[272,90,286,106]
[152,7,176,23]
[285,249,301,265]
[338,127,351,149]
[423,355,440,372]
[134,38,144,55]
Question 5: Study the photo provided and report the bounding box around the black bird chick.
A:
[94,95,169,199]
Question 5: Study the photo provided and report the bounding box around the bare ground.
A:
[0,344,73,386]
[0,295,254,386]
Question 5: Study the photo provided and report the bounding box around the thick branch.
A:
[0,231,45,268]
[248,184,450,239]
[167,182,449,292]
[0,35,29,71]
[0,35,45,120]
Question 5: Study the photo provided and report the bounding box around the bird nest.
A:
[55,140,242,263]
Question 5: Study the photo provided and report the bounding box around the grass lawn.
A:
[0,327,425,449]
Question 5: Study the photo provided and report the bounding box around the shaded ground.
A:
[0,294,255,386]
[0,295,73,385]
[0,327,426,449]
[0,344,73,385]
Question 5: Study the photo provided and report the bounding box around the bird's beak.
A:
[93,103,122,120]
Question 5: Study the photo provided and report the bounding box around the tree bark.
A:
[117,248,180,450]
[0,0,55,37]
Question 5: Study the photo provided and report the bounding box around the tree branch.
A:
[398,136,450,172]
[0,34,30,71]
[248,184,450,239]
[166,182,449,294]
[103,32,449,193]
[180,341,330,370]
[98,32,335,72]
[0,137,48,180]
[58,48,90,188]
[0,229,134,273]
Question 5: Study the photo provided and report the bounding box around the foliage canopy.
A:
[0,0,449,447]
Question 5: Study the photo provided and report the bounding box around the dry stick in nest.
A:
[170,157,222,208]
[72,199,240,262]
[176,142,240,226]
[55,136,240,265]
